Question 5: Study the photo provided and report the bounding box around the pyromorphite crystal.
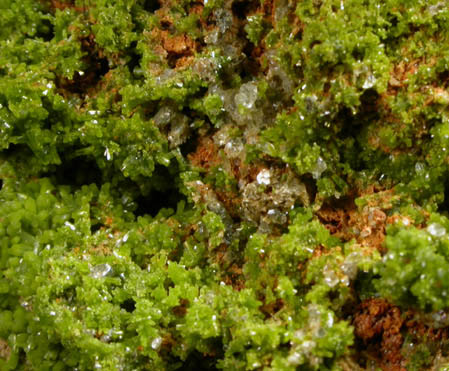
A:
[3,0,449,369]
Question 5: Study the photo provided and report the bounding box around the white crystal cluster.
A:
[287,304,337,367]
[241,167,309,232]
[153,105,190,148]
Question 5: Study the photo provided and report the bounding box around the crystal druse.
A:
[2,0,449,369]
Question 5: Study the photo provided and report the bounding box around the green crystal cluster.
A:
[2,0,449,369]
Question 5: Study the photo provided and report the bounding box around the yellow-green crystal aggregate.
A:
[2,0,449,369]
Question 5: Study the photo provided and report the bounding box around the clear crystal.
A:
[90,263,112,279]
[153,106,174,126]
[234,82,258,110]
[362,73,376,89]
[427,223,446,237]
[256,169,271,185]
[204,29,219,44]
[224,138,244,158]
[340,252,360,279]
[311,157,327,179]
[415,162,424,173]
[168,118,189,148]
[104,148,111,161]
[323,265,339,287]
[214,9,233,34]
[151,337,162,350]
[287,351,303,365]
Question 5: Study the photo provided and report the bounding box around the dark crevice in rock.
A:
[181,349,221,370]
[231,0,259,20]
[359,89,380,113]
[36,18,54,41]
[179,129,200,158]
[133,165,186,217]
[56,35,109,97]
[126,41,142,76]
[160,19,171,31]
[134,188,184,217]
[120,298,136,313]
[3,143,31,157]
[438,177,449,214]
[302,174,318,204]
[90,222,102,234]
[336,107,365,136]
[143,0,161,13]
[44,153,102,189]
[336,95,380,172]
[241,42,262,79]
[438,69,449,89]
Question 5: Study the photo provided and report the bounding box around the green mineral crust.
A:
[3,0,449,369]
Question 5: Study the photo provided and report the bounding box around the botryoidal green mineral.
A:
[2,0,449,369]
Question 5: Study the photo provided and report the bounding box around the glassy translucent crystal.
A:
[224,138,244,159]
[234,82,258,110]
[214,9,233,34]
[340,252,361,280]
[323,265,339,288]
[427,223,446,237]
[256,169,271,185]
[90,263,113,279]
[311,157,327,179]
[287,351,304,365]
[151,337,162,350]
[362,73,376,89]
[168,117,189,148]
[153,106,174,126]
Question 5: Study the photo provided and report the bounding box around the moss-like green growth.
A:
[375,214,449,311]
[3,0,449,369]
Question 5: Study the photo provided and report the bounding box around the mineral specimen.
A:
[2,0,449,370]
